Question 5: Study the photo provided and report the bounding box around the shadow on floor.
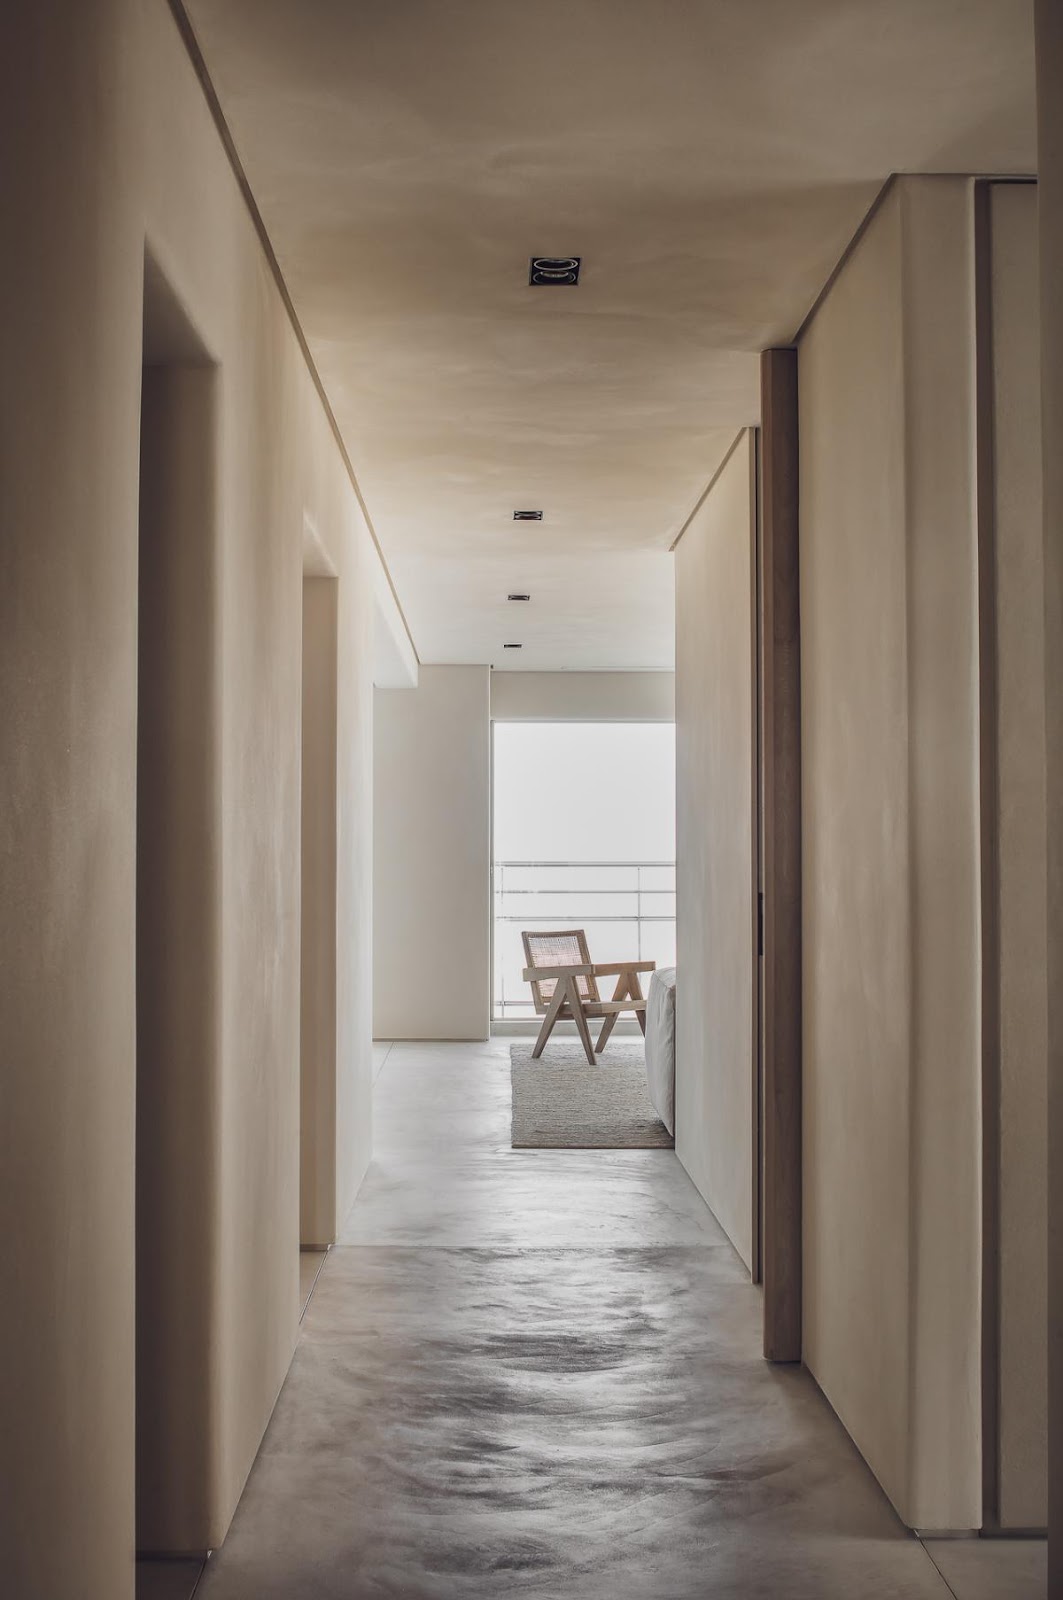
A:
[135,1558,205,1600]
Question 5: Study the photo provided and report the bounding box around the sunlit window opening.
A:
[492,721,676,1021]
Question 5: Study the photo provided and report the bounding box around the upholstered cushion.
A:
[644,966,677,1136]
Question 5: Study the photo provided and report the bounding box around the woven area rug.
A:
[509,1039,674,1149]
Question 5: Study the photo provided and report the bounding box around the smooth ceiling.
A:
[183,0,1035,669]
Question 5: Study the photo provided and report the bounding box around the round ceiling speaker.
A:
[529,256,581,286]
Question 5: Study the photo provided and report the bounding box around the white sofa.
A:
[644,966,676,1135]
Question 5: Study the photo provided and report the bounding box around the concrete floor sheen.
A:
[192,1040,1043,1599]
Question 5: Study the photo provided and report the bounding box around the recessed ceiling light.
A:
[529,256,581,286]
[507,593,531,602]
[513,510,542,521]
[503,642,522,650]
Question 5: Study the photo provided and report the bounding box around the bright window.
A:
[492,722,676,1019]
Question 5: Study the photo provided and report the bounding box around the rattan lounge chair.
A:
[522,928,656,1066]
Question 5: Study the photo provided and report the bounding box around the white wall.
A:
[374,666,491,1039]
[986,180,1047,1529]
[674,431,757,1271]
[491,670,674,721]
[800,177,981,1531]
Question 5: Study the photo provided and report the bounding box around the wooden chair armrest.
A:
[591,961,657,976]
[522,963,594,983]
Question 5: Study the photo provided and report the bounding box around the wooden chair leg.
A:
[629,973,648,1035]
[567,977,597,1066]
[531,984,566,1059]
[596,1011,618,1053]
[597,972,631,1054]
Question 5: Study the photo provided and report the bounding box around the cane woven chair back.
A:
[522,929,600,1013]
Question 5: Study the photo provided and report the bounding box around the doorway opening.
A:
[299,563,339,1306]
[135,251,216,1571]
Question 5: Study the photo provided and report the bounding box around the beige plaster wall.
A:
[490,670,675,722]
[800,177,982,1531]
[0,1,376,1591]
[986,180,1048,1531]
[0,14,141,1593]
[674,433,757,1271]
[334,543,376,1236]
[374,666,491,1040]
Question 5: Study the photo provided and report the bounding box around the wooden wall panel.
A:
[759,348,803,1363]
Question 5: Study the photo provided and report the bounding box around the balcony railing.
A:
[493,859,676,1018]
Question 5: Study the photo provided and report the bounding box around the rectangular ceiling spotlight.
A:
[529,256,580,286]
[513,510,542,521]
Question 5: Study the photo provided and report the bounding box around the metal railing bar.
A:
[493,859,675,869]
[496,890,673,897]
[496,915,675,924]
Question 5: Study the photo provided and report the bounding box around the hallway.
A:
[6,8,1062,1597]
[151,1041,1043,1600]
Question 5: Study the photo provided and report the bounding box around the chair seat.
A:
[543,998,646,1019]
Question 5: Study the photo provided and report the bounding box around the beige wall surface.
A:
[800,177,981,1531]
[801,189,911,1516]
[987,181,1048,1530]
[334,547,376,1237]
[0,1,376,1592]
[490,670,675,722]
[674,432,757,1271]
[374,666,491,1040]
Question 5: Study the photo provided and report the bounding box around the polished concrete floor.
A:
[160,1039,1045,1600]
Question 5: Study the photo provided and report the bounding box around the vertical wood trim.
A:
[973,179,1002,1531]
[751,429,763,1286]
[1034,7,1063,1584]
[759,348,803,1363]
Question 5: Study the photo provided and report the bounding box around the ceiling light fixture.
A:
[503,642,523,650]
[513,510,542,521]
[507,593,531,602]
[529,255,581,286]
